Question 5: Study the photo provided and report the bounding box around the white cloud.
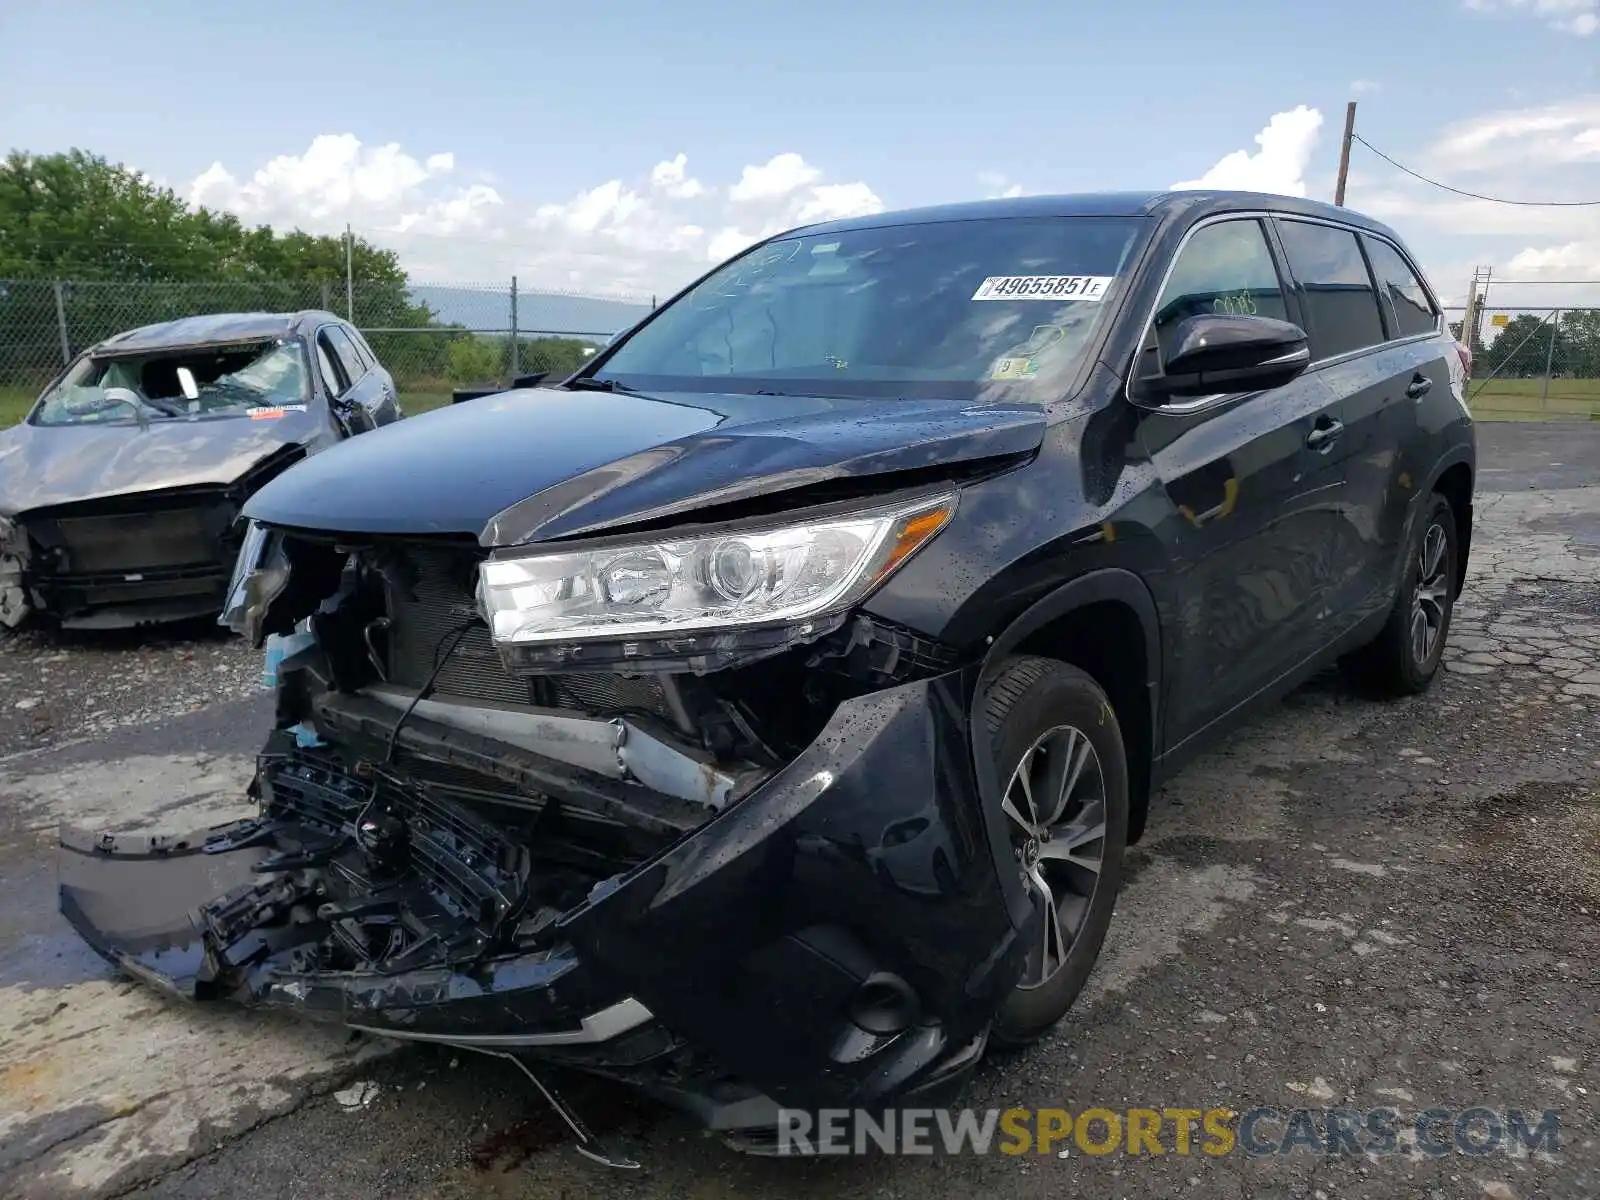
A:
[1462,0,1598,35]
[977,171,1027,199]
[188,133,498,238]
[796,181,884,223]
[729,153,820,202]
[1350,79,1383,95]
[1170,106,1324,197]
[534,179,648,235]
[1507,240,1600,273]
[649,153,706,199]
[1426,96,1600,171]
[393,184,504,236]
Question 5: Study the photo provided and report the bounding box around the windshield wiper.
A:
[565,376,643,395]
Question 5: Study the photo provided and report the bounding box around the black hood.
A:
[0,408,324,518]
[242,387,1048,545]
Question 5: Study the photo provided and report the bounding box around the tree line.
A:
[0,149,591,387]
[1451,311,1600,381]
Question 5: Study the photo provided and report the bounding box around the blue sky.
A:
[2,0,1597,305]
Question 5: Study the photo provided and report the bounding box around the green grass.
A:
[0,386,35,428]
[1468,377,1600,422]
[398,390,452,417]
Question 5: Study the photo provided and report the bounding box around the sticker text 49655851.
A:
[971,275,1114,302]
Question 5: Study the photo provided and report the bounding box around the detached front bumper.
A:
[59,667,1027,1128]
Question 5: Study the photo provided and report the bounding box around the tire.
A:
[1347,492,1459,696]
[981,655,1129,1048]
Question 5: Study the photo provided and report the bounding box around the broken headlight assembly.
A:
[478,491,957,672]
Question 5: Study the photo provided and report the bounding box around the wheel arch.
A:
[1427,454,1473,598]
[975,568,1162,847]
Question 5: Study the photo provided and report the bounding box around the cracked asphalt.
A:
[0,421,1596,1200]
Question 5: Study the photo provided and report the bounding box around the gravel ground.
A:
[0,621,257,758]
[0,422,1596,1200]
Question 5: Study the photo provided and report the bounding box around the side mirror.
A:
[1138,314,1310,402]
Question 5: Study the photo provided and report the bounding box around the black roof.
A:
[92,310,340,355]
[797,190,1404,241]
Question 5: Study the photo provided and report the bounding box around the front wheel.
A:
[981,656,1129,1048]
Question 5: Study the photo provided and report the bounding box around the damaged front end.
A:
[61,494,1027,1135]
[0,514,27,628]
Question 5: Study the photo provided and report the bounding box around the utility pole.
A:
[345,223,355,320]
[1333,101,1357,206]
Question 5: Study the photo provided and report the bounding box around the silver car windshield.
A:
[33,340,310,426]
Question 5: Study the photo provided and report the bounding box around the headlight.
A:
[478,491,956,663]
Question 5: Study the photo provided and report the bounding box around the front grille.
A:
[37,493,237,577]
[56,509,216,573]
[382,543,677,722]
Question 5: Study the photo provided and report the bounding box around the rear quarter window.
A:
[1362,237,1440,339]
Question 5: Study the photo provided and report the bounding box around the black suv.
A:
[62,192,1473,1144]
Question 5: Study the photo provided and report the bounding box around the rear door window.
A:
[323,326,368,385]
[1147,218,1289,363]
[314,336,346,397]
[1275,220,1386,359]
[1362,237,1440,339]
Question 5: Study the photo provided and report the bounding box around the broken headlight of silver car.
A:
[0,515,30,629]
[478,491,957,672]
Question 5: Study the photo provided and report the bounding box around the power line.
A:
[1352,134,1600,207]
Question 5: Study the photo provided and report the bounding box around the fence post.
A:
[509,275,519,378]
[52,281,71,365]
[1540,309,1561,411]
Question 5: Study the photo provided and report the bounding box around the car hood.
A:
[240,387,1048,545]
[0,408,324,517]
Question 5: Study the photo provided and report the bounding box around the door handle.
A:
[1306,418,1343,452]
[1405,374,1432,399]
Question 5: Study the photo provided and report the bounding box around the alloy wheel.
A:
[1000,724,1109,990]
[1409,522,1451,665]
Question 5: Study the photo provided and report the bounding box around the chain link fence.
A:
[1447,279,1600,421]
[0,276,655,417]
[7,273,1595,423]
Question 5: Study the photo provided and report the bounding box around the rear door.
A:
[1359,233,1456,587]
[320,324,388,433]
[345,326,403,422]
[1133,215,1339,748]
[1272,218,1432,631]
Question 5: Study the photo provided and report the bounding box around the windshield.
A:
[594,215,1147,399]
[32,339,310,427]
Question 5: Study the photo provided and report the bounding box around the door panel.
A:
[1132,215,1345,747]
[317,325,379,434]
[1141,370,1338,747]
[1272,219,1411,633]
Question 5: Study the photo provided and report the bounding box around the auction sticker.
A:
[972,275,1113,302]
[246,404,308,419]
